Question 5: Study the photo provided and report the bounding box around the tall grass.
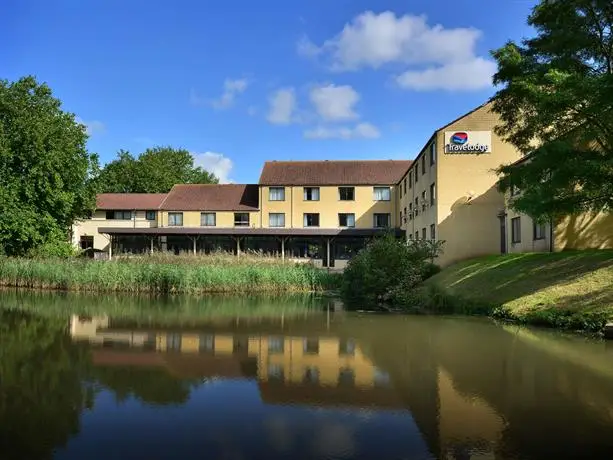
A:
[0,254,341,294]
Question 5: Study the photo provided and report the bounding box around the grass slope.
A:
[424,250,613,332]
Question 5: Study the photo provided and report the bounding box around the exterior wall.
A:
[434,103,523,267]
[259,185,399,229]
[72,210,158,251]
[158,210,261,228]
[505,207,551,254]
[554,212,613,250]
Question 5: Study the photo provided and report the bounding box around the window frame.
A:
[373,186,391,201]
[303,187,320,201]
[511,217,521,243]
[338,186,355,201]
[533,221,546,240]
[145,210,156,221]
[430,141,436,166]
[303,213,320,228]
[338,213,355,228]
[430,183,436,206]
[200,212,216,227]
[373,213,391,228]
[422,155,426,175]
[422,227,427,239]
[168,212,183,227]
[234,212,250,227]
[106,210,132,220]
[430,224,436,240]
[408,170,413,189]
[269,212,286,228]
[268,186,286,201]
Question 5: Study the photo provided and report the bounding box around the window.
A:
[268,336,284,354]
[430,183,436,206]
[303,338,319,354]
[199,334,215,353]
[422,155,426,175]
[430,224,436,240]
[339,339,356,356]
[106,210,132,220]
[304,187,320,201]
[303,213,320,227]
[145,210,156,221]
[168,212,183,226]
[338,213,355,228]
[79,235,93,250]
[409,170,413,189]
[422,191,427,211]
[534,221,546,240]
[404,207,407,223]
[167,333,182,351]
[373,187,391,201]
[201,212,216,226]
[511,217,521,243]
[422,227,427,239]
[414,197,419,216]
[403,178,407,195]
[269,187,285,201]
[409,203,413,220]
[234,213,250,227]
[430,141,437,165]
[339,187,355,201]
[415,165,419,183]
[373,213,391,228]
[269,213,285,227]
[399,211,403,225]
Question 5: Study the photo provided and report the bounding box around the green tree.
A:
[0,76,98,256]
[96,146,219,193]
[491,0,613,220]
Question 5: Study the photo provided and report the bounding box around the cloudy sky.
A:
[4,0,538,183]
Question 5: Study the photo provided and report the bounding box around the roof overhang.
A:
[98,227,403,237]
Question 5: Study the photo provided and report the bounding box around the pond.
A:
[1,291,613,459]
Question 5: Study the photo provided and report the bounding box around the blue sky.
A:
[4,0,537,184]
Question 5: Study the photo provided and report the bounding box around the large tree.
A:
[96,146,219,193]
[491,0,613,220]
[0,76,98,256]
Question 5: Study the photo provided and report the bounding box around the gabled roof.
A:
[160,184,259,211]
[258,160,412,186]
[96,193,167,210]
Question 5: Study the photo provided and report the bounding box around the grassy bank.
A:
[416,250,613,333]
[0,253,341,294]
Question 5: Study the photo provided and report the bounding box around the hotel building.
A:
[72,101,613,268]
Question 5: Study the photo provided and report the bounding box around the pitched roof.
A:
[160,184,259,211]
[258,160,412,186]
[96,193,167,210]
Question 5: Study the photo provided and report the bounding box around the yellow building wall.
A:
[158,210,261,228]
[434,103,523,267]
[260,185,399,229]
[554,212,613,250]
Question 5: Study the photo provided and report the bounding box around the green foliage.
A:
[0,76,98,256]
[26,228,79,258]
[491,0,613,219]
[341,235,444,309]
[0,255,341,294]
[95,146,219,193]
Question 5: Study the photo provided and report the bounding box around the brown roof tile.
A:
[258,160,412,186]
[96,193,167,210]
[160,184,259,211]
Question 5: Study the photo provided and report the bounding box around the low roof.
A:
[96,193,167,210]
[258,160,412,186]
[160,184,259,211]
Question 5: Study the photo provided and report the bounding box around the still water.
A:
[2,291,613,460]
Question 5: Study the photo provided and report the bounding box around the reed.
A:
[0,254,341,294]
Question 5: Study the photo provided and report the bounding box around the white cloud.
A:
[304,122,380,140]
[211,78,249,109]
[266,88,298,125]
[191,151,234,183]
[76,117,105,136]
[309,84,359,121]
[396,57,496,91]
[247,106,258,116]
[300,11,495,91]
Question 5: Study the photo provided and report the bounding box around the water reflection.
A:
[2,296,613,459]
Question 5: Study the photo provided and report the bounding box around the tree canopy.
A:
[491,0,613,220]
[95,146,219,193]
[0,76,98,256]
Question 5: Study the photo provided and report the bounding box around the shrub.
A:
[341,234,444,309]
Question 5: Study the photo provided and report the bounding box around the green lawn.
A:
[424,250,613,332]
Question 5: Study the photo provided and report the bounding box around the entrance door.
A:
[499,214,507,254]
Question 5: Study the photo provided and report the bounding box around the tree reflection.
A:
[0,309,93,460]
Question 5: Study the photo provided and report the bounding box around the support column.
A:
[281,237,285,261]
[108,235,113,261]
[236,237,241,258]
[150,237,154,254]
[192,236,197,255]
[326,237,331,270]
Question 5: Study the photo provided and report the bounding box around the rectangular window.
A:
[338,213,355,228]
[269,187,285,201]
[106,210,132,220]
[234,213,250,227]
[303,213,320,227]
[404,206,407,223]
[339,187,355,201]
[339,339,356,356]
[430,224,436,240]
[303,338,319,355]
[409,170,413,189]
[414,166,419,183]
[268,336,284,354]
[403,178,407,195]
[269,213,285,227]
[534,222,546,240]
[168,212,183,226]
[422,227,427,239]
[430,183,436,206]
[200,212,216,226]
[409,203,413,220]
[303,187,320,201]
[430,141,436,165]
[373,187,391,201]
[422,155,426,175]
[145,210,156,221]
[414,197,419,216]
[422,191,427,211]
[79,235,94,250]
[511,217,521,243]
[373,213,391,228]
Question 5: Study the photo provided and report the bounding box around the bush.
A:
[26,235,79,259]
[341,234,444,309]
